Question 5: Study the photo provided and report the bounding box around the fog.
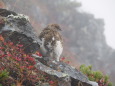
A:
[1,0,115,84]
[78,0,115,49]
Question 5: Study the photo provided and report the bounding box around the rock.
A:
[0,9,40,54]
[0,9,92,86]
[3,0,115,82]
[88,81,99,86]
[35,58,92,86]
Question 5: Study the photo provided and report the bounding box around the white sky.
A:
[77,0,115,49]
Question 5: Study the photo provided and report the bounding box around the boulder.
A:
[0,9,92,86]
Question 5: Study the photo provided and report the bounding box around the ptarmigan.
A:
[39,24,63,62]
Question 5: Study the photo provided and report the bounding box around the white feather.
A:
[54,41,63,61]
[52,37,55,41]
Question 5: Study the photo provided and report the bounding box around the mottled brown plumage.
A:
[39,24,63,61]
[39,24,63,46]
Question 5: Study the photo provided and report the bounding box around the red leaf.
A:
[36,51,42,56]
[61,57,65,61]
[49,80,54,84]
[17,44,23,47]
[27,66,34,69]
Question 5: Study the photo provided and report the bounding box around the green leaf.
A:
[94,71,103,80]
[79,64,112,86]
[104,75,109,84]
[108,82,112,86]
[0,70,9,81]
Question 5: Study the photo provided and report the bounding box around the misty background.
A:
[1,0,115,84]
[78,0,115,49]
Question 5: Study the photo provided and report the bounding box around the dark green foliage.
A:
[108,82,112,86]
[80,64,112,86]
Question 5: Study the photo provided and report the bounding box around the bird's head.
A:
[46,24,62,31]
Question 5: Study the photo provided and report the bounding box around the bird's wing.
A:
[39,28,63,52]
[39,29,54,51]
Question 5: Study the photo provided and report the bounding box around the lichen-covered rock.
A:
[0,9,92,86]
[0,9,40,54]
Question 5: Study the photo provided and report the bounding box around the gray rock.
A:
[0,9,92,86]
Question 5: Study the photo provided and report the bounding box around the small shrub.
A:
[80,64,112,86]
[0,35,57,86]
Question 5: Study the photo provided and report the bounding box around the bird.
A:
[39,24,63,62]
